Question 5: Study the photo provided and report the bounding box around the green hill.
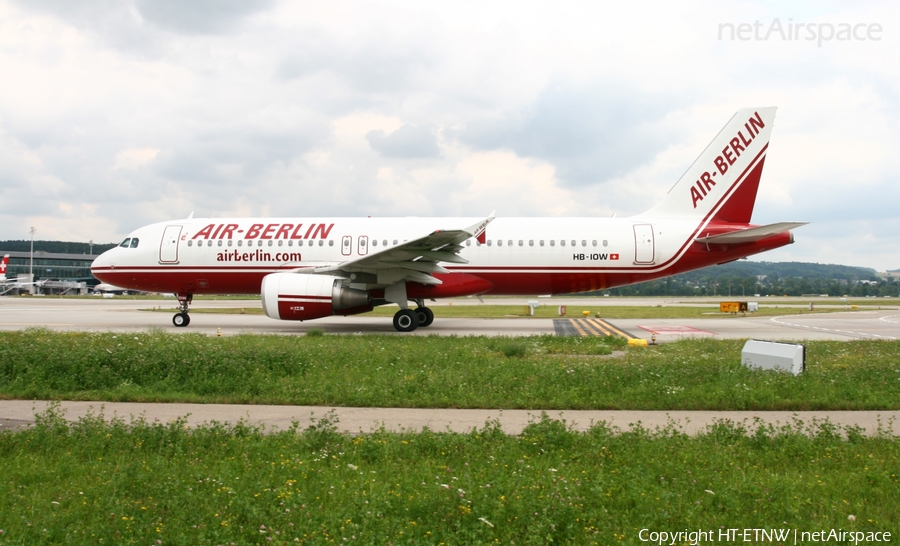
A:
[0,240,117,255]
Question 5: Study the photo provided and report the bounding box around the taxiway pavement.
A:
[0,296,897,341]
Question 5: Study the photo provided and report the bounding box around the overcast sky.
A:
[1,0,897,270]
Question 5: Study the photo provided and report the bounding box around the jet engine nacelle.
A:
[261,273,372,321]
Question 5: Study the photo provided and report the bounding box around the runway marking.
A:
[555,318,637,339]
[638,325,715,336]
[770,314,898,340]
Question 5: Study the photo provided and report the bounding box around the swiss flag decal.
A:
[610,253,619,260]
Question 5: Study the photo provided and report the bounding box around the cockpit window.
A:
[130,238,140,248]
[119,238,131,248]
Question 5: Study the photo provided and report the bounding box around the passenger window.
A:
[497,240,503,247]
[343,239,350,247]
[581,240,586,247]
[130,238,139,248]
[258,240,263,247]
[487,240,493,246]
[466,240,471,246]
[528,240,534,246]
[540,240,544,246]
[372,240,378,247]
[298,240,303,246]
[119,238,131,248]
[508,240,513,246]
[267,240,273,247]
[237,240,243,247]
[329,240,334,247]
[187,240,192,247]
[228,240,233,247]
[518,240,523,246]
[560,240,565,247]
[550,240,555,247]
[208,240,213,247]
[218,240,223,247]
[278,240,283,247]
[287,240,292,246]
[592,240,597,247]
[603,239,608,247]
[393,240,398,245]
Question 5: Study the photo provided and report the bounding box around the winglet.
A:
[466,211,494,245]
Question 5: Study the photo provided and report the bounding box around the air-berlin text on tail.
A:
[691,111,766,209]
[191,223,335,240]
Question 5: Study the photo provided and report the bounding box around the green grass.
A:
[0,406,896,544]
[142,304,867,319]
[2,330,899,410]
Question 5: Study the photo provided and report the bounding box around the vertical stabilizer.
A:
[0,254,8,282]
[638,107,776,224]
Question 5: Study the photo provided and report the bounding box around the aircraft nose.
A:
[91,249,115,281]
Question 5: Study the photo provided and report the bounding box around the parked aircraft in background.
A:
[92,283,136,295]
[0,254,46,294]
[91,107,805,331]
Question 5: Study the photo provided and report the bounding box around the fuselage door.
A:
[633,224,655,264]
[341,235,352,256]
[358,235,369,256]
[159,225,183,264]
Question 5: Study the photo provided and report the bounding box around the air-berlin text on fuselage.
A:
[191,223,335,240]
[216,250,303,263]
[690,111,766,209]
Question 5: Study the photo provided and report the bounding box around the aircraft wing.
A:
[695,222,807,244]
[311,213,495,285]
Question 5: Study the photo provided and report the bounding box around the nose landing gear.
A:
[173,293,192,327]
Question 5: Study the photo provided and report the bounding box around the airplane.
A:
[92,282,137,295]
[0,254,47,294]
[91,106,806,331]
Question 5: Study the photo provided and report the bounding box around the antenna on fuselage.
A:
[187,211,194,220]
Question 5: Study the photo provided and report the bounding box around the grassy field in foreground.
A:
[0,407,896,544]
[2,330,899,410]
[144,304,868,319]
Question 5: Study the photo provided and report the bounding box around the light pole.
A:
[29,227,35,279]
[29,227,35,294]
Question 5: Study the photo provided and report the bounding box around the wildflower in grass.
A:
[705,489,715,495]
[479,517,494,528]
[848,515,856,522]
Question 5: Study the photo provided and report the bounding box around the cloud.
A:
[0,0,898,272]
[455,84,679,188]
[135,0,275,35]
[366,125,440,159]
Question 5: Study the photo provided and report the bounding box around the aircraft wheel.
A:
[392,309,419,332]
[173,312,191,327]
[415,306,434,327]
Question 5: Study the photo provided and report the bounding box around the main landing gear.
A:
[391,300,434,332]
[173,293,192,327]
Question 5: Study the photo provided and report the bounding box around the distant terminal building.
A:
[1,250,99,295]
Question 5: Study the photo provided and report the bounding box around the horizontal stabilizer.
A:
[695,222,807,244]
